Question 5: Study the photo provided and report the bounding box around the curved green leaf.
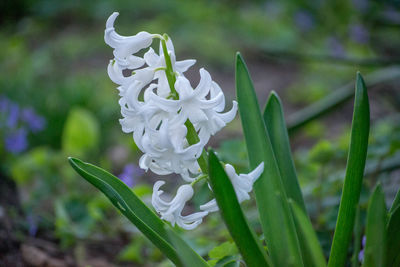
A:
[328,73,370,267]
[208,149,271,267]
[68,157,204,266]
[290,201,327,267]
[363,184,387,267]
[236,53,303,267]
[386,205,400,267]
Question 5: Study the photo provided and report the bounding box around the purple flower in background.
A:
[118,163,144,187]
[26,214,38,236]
[358,235,366,263]
[21,108,46,132]
[294,10,315,32]
[5,128,28,154]
[350,24,369,44]
[327,36,346,57]
[7,103,19,128]
[383,7,400,24]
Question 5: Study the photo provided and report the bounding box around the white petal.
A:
[132,68,155,85]
[200,199,219,212]
[194,68,212,99]
[127,55,145,69]
[175,59,196,73]
[175,76,193,100]
[218,101,238,124]
[199,92,224,109]
[107,60,134,86]
[248,162,264,183]
[144,47,160,67]
[210,81,225,112]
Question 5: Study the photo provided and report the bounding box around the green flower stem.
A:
[190,174,208,186]
[161,36,208,175]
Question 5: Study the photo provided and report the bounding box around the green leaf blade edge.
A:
[328,73,370,267]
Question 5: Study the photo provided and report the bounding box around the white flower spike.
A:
[152,181,208,230]
[105,12,260,230]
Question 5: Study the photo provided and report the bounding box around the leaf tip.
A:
[235,51,243,61]
[267,90,281,105]
[356,71,367,93]
[235,52,248,72]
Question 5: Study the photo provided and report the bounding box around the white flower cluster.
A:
[105,12,264,230]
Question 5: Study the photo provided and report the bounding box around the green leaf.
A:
[386,206,400,267]
[328,72,370,267]
[207,149,271,267]
[265,92,326,267]
[166,227,209,267]
[363,184,387,267]
[62,108,99,156]
[235,53,303,267]
[263,92,306,212]
[290,201,327,267]
[68,157,203,266]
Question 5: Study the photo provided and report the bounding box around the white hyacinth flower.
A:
[146,69,237,144]
[200,162,264,213]
[138,120,203,180]
[105,12,154,69]
[105,12,255,230]
[152,181,208,230]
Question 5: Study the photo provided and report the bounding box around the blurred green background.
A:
[1,0,400,266]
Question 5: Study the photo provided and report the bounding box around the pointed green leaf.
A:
[363,184,387,267]
[328,73,370,267]
[263,92,306,212]
[386,206,400,267]
[68,157,203,266]
[265,92,326,267]
[208,149,272,267]
[236,52,303,267]
[166,227,209,267]
[290,201,327,267]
